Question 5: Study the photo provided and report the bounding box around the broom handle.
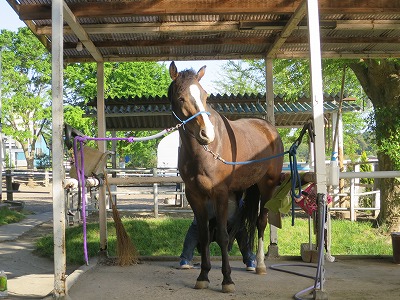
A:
[103,173,115,208]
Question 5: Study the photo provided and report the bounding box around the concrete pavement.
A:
[0,211,52,242]
[0,212,56,299]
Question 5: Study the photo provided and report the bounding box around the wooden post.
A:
[97,62,108,253]
[45,169,49,187]
[153,168,158,217]
[265,57,279,258]
[52,0,67,297]
[6,169,13,201]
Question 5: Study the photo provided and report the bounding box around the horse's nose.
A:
[199,127,215,144]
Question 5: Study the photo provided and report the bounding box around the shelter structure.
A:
[86,93,360,130]
[5,0,400,298]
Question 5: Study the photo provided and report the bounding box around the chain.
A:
[202,145,226,163]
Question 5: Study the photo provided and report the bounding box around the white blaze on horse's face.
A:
[189,84,215,144]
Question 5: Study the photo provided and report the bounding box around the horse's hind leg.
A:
[256,206,268,275]
[256,179,279,275]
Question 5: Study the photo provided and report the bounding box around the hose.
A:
[269,193,327,300]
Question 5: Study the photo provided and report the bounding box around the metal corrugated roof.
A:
[85,93,361,130]
[6,1,400,62]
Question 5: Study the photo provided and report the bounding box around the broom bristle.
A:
[111,203,139,266]
[105,174,139,266]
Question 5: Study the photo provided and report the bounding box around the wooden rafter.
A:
[266,0,307,58]
[18,0,400,20]
[62,2,103,62]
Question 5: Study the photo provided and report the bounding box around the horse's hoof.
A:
[194,280,209,289]
[222,283,235,293]
[256,267,267,275]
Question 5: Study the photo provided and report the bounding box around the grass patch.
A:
[35,216,393,265]
[0,207,26,225]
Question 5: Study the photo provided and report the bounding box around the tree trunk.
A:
[349,59,400,230]
[378,153,400,231]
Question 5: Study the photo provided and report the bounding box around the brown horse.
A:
[168,62,284,293]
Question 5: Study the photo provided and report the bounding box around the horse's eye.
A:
[178,97,185,103]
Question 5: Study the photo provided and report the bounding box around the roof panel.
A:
[86,92,361,130]
[8,0,400,61]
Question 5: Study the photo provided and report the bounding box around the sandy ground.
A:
[3,183,400,299]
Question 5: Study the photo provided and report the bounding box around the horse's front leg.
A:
[215,199,235,293]
[256,207,268,275]
[194,212,211,289]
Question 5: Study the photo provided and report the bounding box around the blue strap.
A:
[172,110,210,125]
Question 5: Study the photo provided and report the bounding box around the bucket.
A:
[391,232,400,264]
[70,146,111,179]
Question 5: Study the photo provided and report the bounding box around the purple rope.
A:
[73,138,89,264]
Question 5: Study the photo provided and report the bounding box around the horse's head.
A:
[168,61,215,145]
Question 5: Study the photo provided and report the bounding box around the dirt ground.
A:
[5,183,400,299]
[66,256,400,300]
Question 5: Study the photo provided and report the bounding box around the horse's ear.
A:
[169,61,179,80]
[197,65,206,81]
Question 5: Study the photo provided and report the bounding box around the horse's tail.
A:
[241,184,260,252]
[229,184,260,252]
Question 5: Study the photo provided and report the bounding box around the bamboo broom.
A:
[104,174,139,266]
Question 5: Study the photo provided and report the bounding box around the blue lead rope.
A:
[289,142,303,226]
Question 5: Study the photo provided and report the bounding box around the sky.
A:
[0,2,227,94]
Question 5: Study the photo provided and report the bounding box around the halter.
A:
[172,109,212,140]
[172,110,211,126]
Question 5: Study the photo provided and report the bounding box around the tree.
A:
[348,59,400,231]
[63,61,171,167]
[0,28,52,169]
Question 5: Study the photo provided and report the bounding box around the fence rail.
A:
[3,164,399,222]
[64,168,187,223]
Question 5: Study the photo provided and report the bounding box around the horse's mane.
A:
[177,68,197,82]
[169,68,198,95]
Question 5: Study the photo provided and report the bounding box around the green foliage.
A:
[64,106,96,137]
[374,107,400,170]
[35,153,51,170]
[63,61,171,167]
[0,28,52,169]
[64,61,171,104]
[35,216,391,265]
[0,207,26,226]
[114,131,159,168]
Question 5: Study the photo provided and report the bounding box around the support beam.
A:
[97,62,108,253]
[266,0,307,58]
[51,0,67,298]
[265,58,279,257]
[307,0,327,297]
[62,1,103,62]
[265,59,275,130]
